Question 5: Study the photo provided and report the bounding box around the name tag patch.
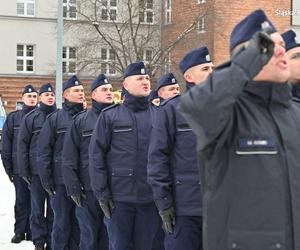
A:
[236,138,277,155]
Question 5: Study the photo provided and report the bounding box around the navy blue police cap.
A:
[63,75,82,92]
[179,46,211,74]
[91,74,110,92]
[39,83,54,95]
[156,73,178,91]
[23,84,38,95]
[230,9,277,51]
[282,30,300,51]
[124,61,148,78]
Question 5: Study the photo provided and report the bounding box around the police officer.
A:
[1,84,38,243]
[282,30,300,101]
[62,74,113,250]
[179,10,300,249]
[148,47,213,250]
[38,75,84,250]
[89,61,161,250]
[17,83,56,250]
[156,73,180,103]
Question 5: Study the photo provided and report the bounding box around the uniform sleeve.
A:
[17,115,32,177]
[88,112,112,201]
[62,118,81,196]
[1,114,14,173]
[38,116,55,189]
[147,105,175,211]
[178,46,265,150]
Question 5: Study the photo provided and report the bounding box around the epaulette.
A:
[47,109,60,118]
[101,103,120,112]
[72,110,86,120]
[160,94,180,106]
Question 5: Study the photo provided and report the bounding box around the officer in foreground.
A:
[179,9,300,249]
[17,83,56,250]
[62,74,113,250]
[1,84,38,243]
[282,30,300,101]
[38,76,84,250]
[89,62,160,250]
[148,47,213,250]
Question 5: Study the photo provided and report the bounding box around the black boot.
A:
[11,233,25,243]
[26,233,32,241]
[34,244,44,250]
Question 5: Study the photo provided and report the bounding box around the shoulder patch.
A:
[102,103,120,112]
[72,110,86,120]
[47,109,60,118]
[160,94,180,106]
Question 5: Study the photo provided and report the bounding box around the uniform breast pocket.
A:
[235,138,278,155]
[176,123,193,133]
[112,124,134,147]
[113,125,133,133]
[110,168,134,194]
[32,128,41,135]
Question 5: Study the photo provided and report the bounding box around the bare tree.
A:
[65,0,209,78]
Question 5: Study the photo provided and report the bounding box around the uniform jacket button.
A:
[231,243,237,249]
[275,243,281,249]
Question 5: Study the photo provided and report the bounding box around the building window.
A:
[17,0,35,16]
[165,0,172,24]
[164,51,171,73]
[197,0,206,4]
[139,0,154,24]
[62,47,76,74]
[101,48,116,75]
[101,0,117,21]
[63,0,77,19]
[143,49,153,64]
[197,16,205,33]
[16,44,34,73]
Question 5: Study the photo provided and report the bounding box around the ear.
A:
[184,72,194,83]
[63,91,68,99]
[123,80,129,91]
[157,88,163,97]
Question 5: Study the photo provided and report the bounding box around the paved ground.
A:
[0,158,34,249]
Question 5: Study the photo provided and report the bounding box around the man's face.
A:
[123,75,151,97]
[92,84,114,104]
[22,92,38,107]
[254,32,290,83]
[286,46,300,83]
[157,84,180,100]
[63,85,85,103]
[40,92,55,106]
[184,62,214,85]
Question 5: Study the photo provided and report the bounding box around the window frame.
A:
[62,46,77,75]
[17,0,35,17]
[139,0,154,24]
[16,44,35,73]
[100,48,116,75]
[63,0,77,20]
[101,0,118,22]
[197,16,205,33]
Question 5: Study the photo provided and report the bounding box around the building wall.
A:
[292,0,300,36]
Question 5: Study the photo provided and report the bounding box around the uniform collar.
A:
[38,102,57,115]
[123,91,149,112]
[244,81,291,107]
[91,99,113,114]
[22,104,36,114]
[63,99,84,116]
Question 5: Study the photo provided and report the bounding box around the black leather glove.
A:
[5,168,13,183]
[71,191,87,207]
[22,176,32,185]
[159,207,176,234]
[45,186,56,196]
[99,198,115,219]
[248,26,274,67]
